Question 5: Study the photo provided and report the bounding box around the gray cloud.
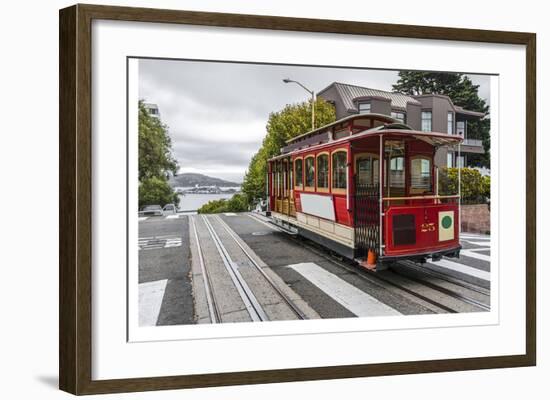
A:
[139,58,491,183]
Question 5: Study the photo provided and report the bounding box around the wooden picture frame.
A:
[59,3,536,395]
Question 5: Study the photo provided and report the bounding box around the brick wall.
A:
[461,204,490,234]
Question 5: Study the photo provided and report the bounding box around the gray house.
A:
[317,82,486,168]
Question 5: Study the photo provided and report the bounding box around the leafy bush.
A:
[438,167,490,204]
[198,193,249,214]
[139,177,179,208]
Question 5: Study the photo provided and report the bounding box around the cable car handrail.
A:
[382,194,460,201]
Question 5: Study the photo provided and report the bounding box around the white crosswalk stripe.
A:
[431,259,490,281]
[287,262,401,317]
[139,279,167,326]
[139,235,182,250]
[461,240,490,246]
[460,249,491,262]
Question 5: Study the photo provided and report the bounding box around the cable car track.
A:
[393,260,490,296]
[202,215,268,322]
[190,216,221,323]
[247,212,490,314]
[201,215,306,322]
[388,265,490,311]
[213,215,307,321]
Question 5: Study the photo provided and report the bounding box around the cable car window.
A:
[356,154,379,186]
[385,140,405,194]
[278,162,283,197]
[411,157,432,192]
[274,162,279,196]
[283,160,288,197]
[294,158,303,188]
[305,156,315,188]
[332,151,347,190]
[389,156,405,188]
[317,154,329,189]
[373,159,379,185]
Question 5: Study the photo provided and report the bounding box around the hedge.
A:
[438,167,490,204]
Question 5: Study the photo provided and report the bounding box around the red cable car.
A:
[267,113,462,268]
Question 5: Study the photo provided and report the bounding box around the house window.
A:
[316,154,329,190]
[391,111,406,123]
[332,151,347,191]
[411,157,432,192]
[457,120,466,136]
[358,102,371,114]
[447,111,454,134]
[305,156,315,188]
[447,152,453,168]
[294,158,303,188]
[421,111,432,132]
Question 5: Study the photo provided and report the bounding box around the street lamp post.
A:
[283,78,315,130]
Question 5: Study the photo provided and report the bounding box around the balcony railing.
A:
[463,138,483,147]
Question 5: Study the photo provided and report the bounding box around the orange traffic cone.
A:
[361,249,377,270]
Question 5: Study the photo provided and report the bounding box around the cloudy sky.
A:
[139,58,490,183]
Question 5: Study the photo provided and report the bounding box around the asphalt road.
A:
[138,212,491,325]
[220,213,435,317]
[138,215,193,326]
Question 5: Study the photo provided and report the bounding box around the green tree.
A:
[139,177,179,208]
[197,193,249,214]
[393,72,490,167]
[138,101,179,207]
[241,98,336,205]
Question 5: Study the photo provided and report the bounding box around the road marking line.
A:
[467,247,491,253]
[460,249,491,262]
[138,235,182,250]
[287,262,401,317]
[138,217,148,221]
[460,234,490,239]
[431,259,490,281]
[461,240,490,246]
[165,215,179,219]
[224,212,237,216]
[139,235,179,239]
[139,279,167,326]
[246,213,283,232]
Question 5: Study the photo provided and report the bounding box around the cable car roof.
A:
[269,121,463,161]
[285,113,397,145]
[357,124,464,147]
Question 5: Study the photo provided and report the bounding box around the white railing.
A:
[463,138,483,147]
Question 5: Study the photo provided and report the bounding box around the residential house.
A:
[143,103,161,119]
[317,82,486,168]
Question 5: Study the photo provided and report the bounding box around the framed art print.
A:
[59,4,536,395]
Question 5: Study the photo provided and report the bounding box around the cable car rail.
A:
[393,260,490,296]
[388,263,490,311]
[201,214,306,322]
[202,215,269,322]
[191,216,221,324]
[247,212,489,314]
[212,215,307,320]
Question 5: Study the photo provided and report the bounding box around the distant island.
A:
[169,173,241,188]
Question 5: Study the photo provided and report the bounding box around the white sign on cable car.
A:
[300,193,336,221]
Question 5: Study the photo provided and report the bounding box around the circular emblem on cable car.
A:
[441,215,453,229]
